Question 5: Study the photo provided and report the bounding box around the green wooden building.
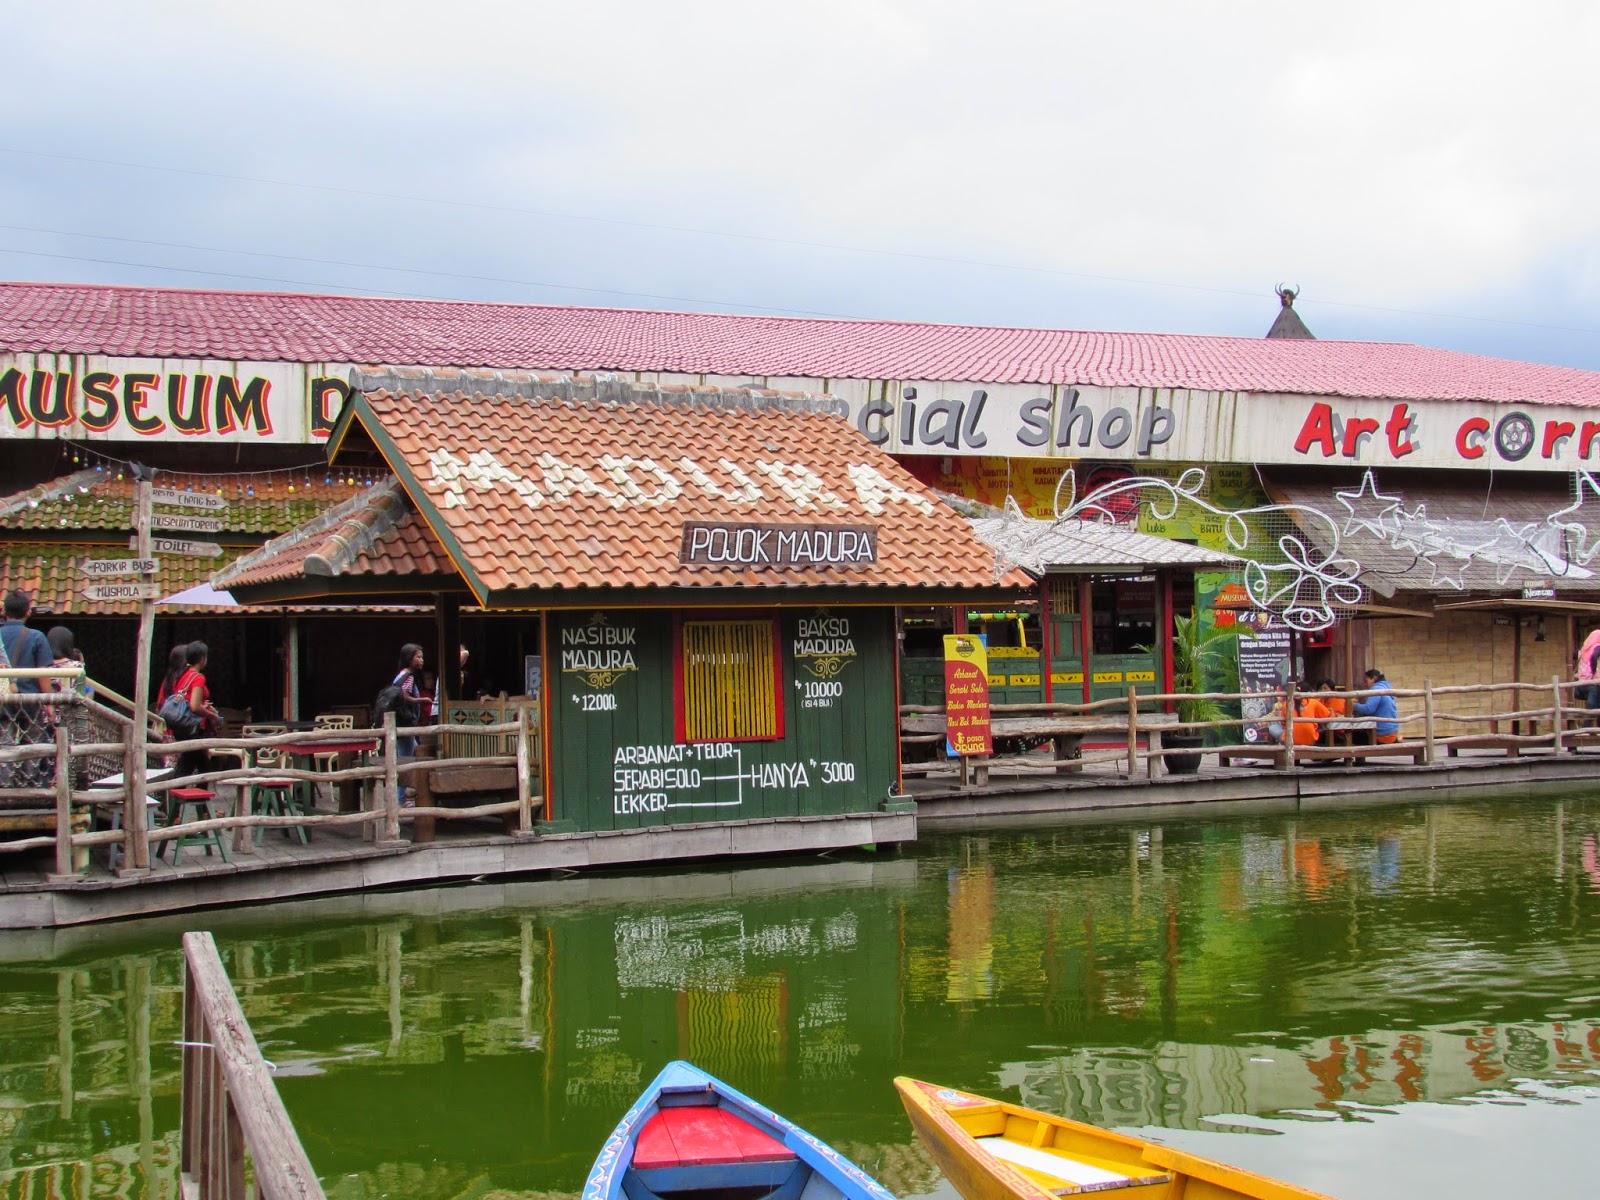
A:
[223,370,1028,833]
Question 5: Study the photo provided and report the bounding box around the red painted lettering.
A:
[1385,402,1417,457]
[1457,417,1489,459]
[1294,402,1337,456]
[1342,416,1379,456]
[1542,419,1576,458]
[1580,421,1600,459]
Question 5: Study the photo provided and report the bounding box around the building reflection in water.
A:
[1,797,1599,1200]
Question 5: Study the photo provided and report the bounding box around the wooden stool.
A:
[249,748,308,845]
[167,787,231,866]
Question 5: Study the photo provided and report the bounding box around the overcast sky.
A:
[4,1,1598,368]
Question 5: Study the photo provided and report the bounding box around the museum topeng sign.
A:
[799,379,1600,473]
[0,353,354,443]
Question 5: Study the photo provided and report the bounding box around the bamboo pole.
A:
[1283,680,1297,770]
[1552,674,1565,755]
[515,704,533,835]
[379,712,401,846]
[127,474,155,872]
[50,724,76,879]
[1423,678,1436,764]
[1126,686,1139,776]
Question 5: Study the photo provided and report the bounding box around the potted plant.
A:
[1160,613,1244,774]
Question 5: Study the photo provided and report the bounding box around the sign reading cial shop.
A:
[0,352,355,444]
[706,377,1600,474]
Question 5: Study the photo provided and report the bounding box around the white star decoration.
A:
[975,465,1600,632]
[1334,471,1404,539]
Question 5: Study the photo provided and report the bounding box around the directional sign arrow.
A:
[83,581,163,602]
[133,536,225,558]
[81,558,159,577]
[151,512,225,534]
[150,488,229,512]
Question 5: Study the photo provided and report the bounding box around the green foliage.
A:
[1168,613,1245,725]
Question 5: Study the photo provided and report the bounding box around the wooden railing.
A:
[181,930,327,1200]
[900,676,1600,776]
[0,680,542,876]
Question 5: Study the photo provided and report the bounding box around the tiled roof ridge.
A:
[215,478,404,585]
[303,484,410,576]
[0,468,101,520]
[353,367,847,414]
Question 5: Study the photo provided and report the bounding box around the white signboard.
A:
[1,353,353,444]
[151,512,225,533]
[81,558,158,577]
[150,488,229,511]
[83,582,162,602]
[135,536,225,558]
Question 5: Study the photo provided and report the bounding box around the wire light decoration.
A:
[980,466,1598,632]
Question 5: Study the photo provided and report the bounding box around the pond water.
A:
[4,790,1600,1200]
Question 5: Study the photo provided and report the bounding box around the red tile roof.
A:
[328,374,1027,602]
[5,281,1599,406]
[218,480,457,589]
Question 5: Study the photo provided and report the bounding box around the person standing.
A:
[171,641,222,782]
[1,590,54,788]
[1577,625,1600,713]
[389,643,425,805]
[1352,668,1401,743]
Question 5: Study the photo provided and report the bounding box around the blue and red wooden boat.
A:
[584,1061,894,1200]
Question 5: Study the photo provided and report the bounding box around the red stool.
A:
[167,787,230,865]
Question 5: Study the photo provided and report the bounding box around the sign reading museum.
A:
[679,522,878,569]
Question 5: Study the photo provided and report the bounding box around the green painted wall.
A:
[548,608,899,831]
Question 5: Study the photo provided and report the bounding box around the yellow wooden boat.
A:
[894,1078,1333,1200]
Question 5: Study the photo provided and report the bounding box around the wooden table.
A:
[277,738,379,813]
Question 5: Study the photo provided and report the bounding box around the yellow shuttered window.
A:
[681,619,779,741]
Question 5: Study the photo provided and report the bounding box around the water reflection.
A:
[2,796,1598,1200]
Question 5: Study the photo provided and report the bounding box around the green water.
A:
[5,792,1600,1200]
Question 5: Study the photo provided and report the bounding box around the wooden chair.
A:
[312,713,356,805]
[247,745,308,845]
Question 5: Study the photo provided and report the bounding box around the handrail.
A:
[181,931,327,1200]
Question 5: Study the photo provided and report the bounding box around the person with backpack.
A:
[2,590,54,789]
[376,643,426,804]
[166,641,221,782]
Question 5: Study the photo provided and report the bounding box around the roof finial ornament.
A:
[1266,284,1315,339]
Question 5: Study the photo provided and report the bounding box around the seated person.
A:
[1351,668,1401,743]
[1313,677,1346,745]
[1291,686,1333,746]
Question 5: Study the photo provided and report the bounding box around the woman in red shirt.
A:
[173,641,221,781]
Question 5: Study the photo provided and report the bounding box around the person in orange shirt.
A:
[1292,686,1333,746]
[1315,677,1347,718]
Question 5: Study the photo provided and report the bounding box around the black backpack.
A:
[374,672,419,726]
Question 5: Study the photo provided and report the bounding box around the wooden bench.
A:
[0,807,91,871]
[411,763,520,842]
[901,712,1178,784]
[1219,741,1427,767]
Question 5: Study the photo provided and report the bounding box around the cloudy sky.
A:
[5,1,1598,367]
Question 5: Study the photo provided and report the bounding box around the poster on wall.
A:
[943,634,993,756]
[1236,618,1296,744]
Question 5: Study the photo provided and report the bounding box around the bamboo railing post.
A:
[1126,686,1139,776]
[1552,673,1565,755]
[379,712,401,846]
[1282,680,1297,770]
[514,704,534,835]
[122,720,150,874]
[50,724,76,879]
[1423,678,1436,764]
